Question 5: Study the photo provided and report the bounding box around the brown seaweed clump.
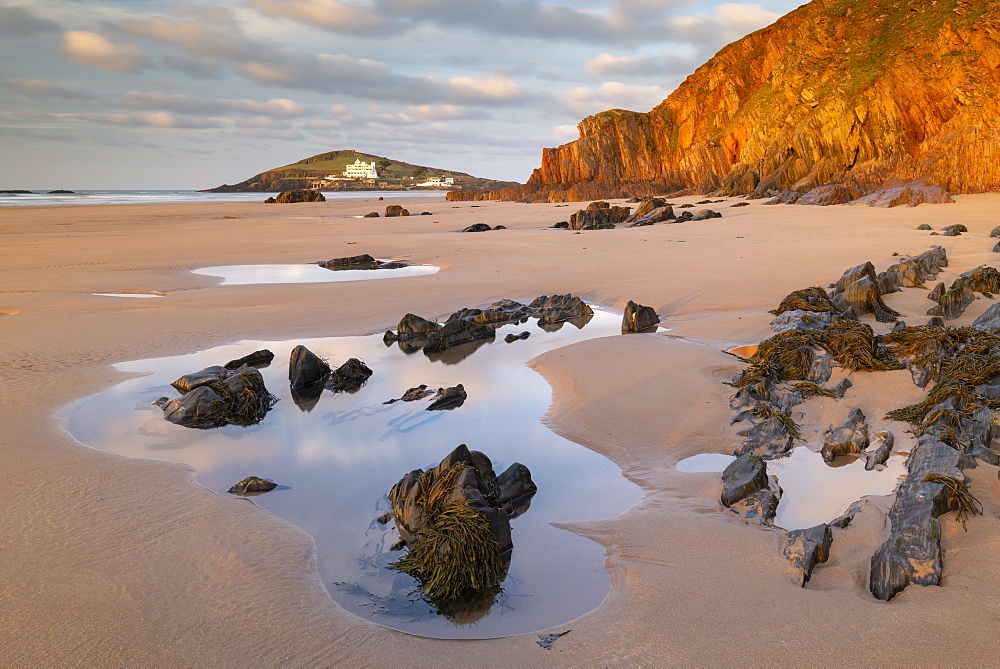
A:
[769,287,841,316]
[732,319,901,388]
[922,474,983,529]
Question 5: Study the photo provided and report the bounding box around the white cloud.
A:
[560,81,672,116]
[77,112,222,129]
[248,0,387,35]
[122,91,310,117]
[554,124,579,140]
[5,78,94,100]
[60,31,148,74]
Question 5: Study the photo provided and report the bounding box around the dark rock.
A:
[735,417,795,458]
[917,224,932,230]
[622,300,659,333]
[264,196,277,203]
[834,276,901,323]
[993,240,1000,253]
[926,282,975,320]
[318,254,385,270]
[928,282,946,302]
[941,224,964,236]
[927,316,946,328]
[673,210,694,222]
[421,211,432,215]
[228,476,278,495]
[529,294,594,325]
[972,302,1000,331]
[496,462,537,514]
[830,261,878,294]
[849,180,954,208]
[992,226,1000,238]
[721,453,769,507]
[325,357,372,392]
[568,201,630,230]
[462,223,492,232]
[474,299,531,325]
[494,225,506,230]
[782,524,833,585]
[691,209,722,221]
[770,309,835,333]
[363,211,379,217]
[162,386,227,427]
[763,189,802,205]
[677,203,694,208]
[426,384,468,411]
[822,407,869,461]
[797,183,861,206]
[275,189,325,203]
[504,331,530,343]
[537,631,571,650]
[288,345,331,388]
[552,221,569,228]
[423,318,495,353]
[626,205,675,227]
[865,430,895,470]
[224,349,275,370]
[829,504,862,529]
[171,366,231,394]
[384,385,433,404]
[161,366,277,429]
[731,202,750,207]
[385,205,409,217]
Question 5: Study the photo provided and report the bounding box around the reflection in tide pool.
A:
[676,447,906,530]
[192,263,439,285]
[59,308,641,639]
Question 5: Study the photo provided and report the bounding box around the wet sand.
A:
[3,194,1000,665]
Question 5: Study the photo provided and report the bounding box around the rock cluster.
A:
[155,364,278,429]
[274,190,325,203]
[317,254,406,271]
[568,201,631,230]
[385,205,409,217]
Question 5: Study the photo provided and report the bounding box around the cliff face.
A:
[528,0,1000,198]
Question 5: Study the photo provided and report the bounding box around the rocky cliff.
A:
[497,0,1000,202]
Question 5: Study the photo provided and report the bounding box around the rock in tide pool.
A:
[821,407,869,462]
[288,345,331,389]
[621,300,659,333]
[224,349,275,370]
[161,366,277,429]
[275,189,325,203]
[426,384,467,411]
[325,357,372,392]
[228,476,278,495]
[782,524,833,585]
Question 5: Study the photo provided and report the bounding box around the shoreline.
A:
[4,194,1000,664]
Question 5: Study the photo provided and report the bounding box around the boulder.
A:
[275,189,325,203]
[363,211,379,217]
[720,453,768,507]
[504,331,531,343]
[691,209,722,221]
[821,407,869,461]
[264,197,276,203]
[162,386,227,427]
[865,430,894,470]
[496,462,537,514]
[972,302,1000,331]
[763,190,802,205]
[325,357,372,392]
[568,201,630,230]
[626,206,675,227]
[552,221,569,229]
[796,183,861,206]
[992,226,1000,238]
[426,384,468,411]
[782,524,833,585]
[462,223,492,232]
[529,294,594,325]
[830,261,878,294]
[288,345,331,388]
[917,224,932,230]
[172,365,231,394]
[834,276,901,322]
[228,476,278,495]
[385,205,410,217]
[224,349,275,370]
[621,300,659,333]
[770,309,834,333]
[848,180,954,208]
[423,318,495,353]
[161,366,277,429]
[941,224,964,236]
[734,417,796,459]
[384,313,442,343]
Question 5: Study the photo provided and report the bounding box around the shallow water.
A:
[0,190,444,208]
[191,263,440,285]
[676,447,906,530]
[92,293,163,299]
[60,308,642,639]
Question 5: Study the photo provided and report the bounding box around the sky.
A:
[0,0,803,189]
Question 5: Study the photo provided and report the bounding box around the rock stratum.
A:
[463,0,1000,203]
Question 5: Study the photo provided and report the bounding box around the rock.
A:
[384,313,442,344]
[529,294,594,325]
[552,221,569,228]
[504,331,530,343]
[673,210,695,222]
[462,223,492,232]
[993,241,1000,253]
[318,254,385,270]
[830,261,878,294]
[162,386,227,427]
[228,476,278,495]
[568,201,630,230]
[677,203,694,208]
[224,349,275,370]
[421,211,432,215]
[426,384,468,411]
[782,524,833,585]
[926,282,975,320]
[770,309,834,333]
[731,201,750,207]
[763,190,802,205]
[821,407,869,461]
[171,366,231,394]
[161,366,277,429]
[363,211,379,217]
[917,224,932,230]
[928,282,946,302]
[264,196,276,203]
[325,357,372,392]
[496,463,537,513]
[621,300,659,333]
[972,302,1000,331]
[626,205,674,227]
[797,183,861,206]
[734,417,795,458]
[288,345,331,388]
[385,205,409,217]
[865,431,894,470]
[384,385,433,404]
[423,318,495,353]
[275,189,325,203]
[494,225,506,230]
[941,224,964,236]
[691,209,722,220]
[849,180,954,208]
[720,453,768,507]
[834,276,901,323]
[473,299,531,325]
[992,226,1000,238]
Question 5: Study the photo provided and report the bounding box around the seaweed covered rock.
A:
[568,201,630,230]
[325,357,372,392]
[288,345,331,388]
[275,189,325,203]
[529,294,594,325]
[318,254,405,270]
[769,287,841,317]
[782,524,833,585]
[224,349,275,370]
[388,445,533,615]
[161,366,278,429]
[821,407,870,462]
[834,276,901,323]
[622,300,659,333]
[228,476,278,495]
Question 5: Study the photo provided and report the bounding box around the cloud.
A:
[559,81,672,116]
[161,54,225,78]
[248,0,387,35]
[0,4,59,35]
[5,78,94,100]
[553,124,579,141]
[122,91,310,117]
[670,3,779,45]
[403,105,479,121]
[60,31,148,74]
[584,52,694,78]
[77,112,222,129]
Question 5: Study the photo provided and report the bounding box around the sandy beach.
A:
[3,194,1000,665]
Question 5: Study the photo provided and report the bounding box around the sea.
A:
[0,190,445,207]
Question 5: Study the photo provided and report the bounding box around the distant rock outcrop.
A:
[276,190,325,203]
[465,0,998,203]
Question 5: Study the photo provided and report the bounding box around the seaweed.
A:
[769,287,841,316]
[922,474,983,529]
[791,381,838,398]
